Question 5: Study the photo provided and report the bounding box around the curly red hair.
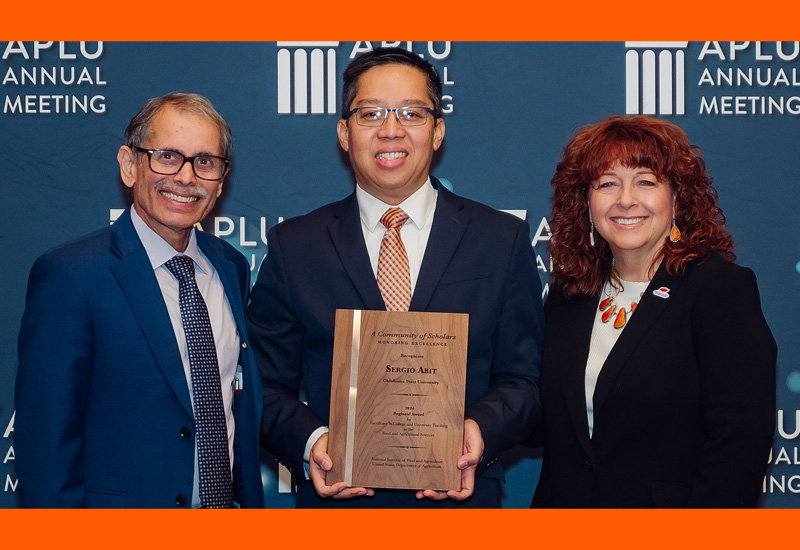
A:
[550,115,735,298]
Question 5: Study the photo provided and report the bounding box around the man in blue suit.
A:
[15,93,263,508]
[247,48,544,508]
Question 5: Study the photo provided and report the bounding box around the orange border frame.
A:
[4,509,800,547]
[2,1,800,39]
[3,1,799,545]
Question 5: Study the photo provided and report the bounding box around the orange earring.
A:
[669,219,681,242]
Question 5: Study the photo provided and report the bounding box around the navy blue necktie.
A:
[165,255,233,508]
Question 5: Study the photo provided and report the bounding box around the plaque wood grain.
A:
[328,309,468,491]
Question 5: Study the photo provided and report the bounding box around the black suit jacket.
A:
[532,252,776,508]
[247,179,544,507]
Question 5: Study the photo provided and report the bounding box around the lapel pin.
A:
[652,287,670,299]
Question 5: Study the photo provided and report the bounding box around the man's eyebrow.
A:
[353,98,431,106]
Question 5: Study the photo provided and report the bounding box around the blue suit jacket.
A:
[247,179,544,508]
[15,208,264,508]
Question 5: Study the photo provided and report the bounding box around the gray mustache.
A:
[155,180,209,199]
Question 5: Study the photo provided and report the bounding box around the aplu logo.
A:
[277,42,339,115]
[625,42,689,115]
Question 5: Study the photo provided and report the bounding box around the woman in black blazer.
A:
[531,115,776,508]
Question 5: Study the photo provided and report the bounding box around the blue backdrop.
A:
[1,41,798,507]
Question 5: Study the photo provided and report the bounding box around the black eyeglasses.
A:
[134,147,230,181]
[344,106,436,127]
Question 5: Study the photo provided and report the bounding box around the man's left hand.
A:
[415,418,483,501]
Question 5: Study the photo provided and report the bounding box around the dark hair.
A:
[124,92,232,159]
[549,115,735,298]
[341,47,443,119]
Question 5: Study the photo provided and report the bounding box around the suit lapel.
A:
[199,235,245,329]
[109,209,194,416]
[556,295,597,457]
[328,193,386,310]
[199,235,263,427]
[592,265,685,416]
[410,180,469,311]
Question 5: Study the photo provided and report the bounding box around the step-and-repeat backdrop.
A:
[1,41,798,508]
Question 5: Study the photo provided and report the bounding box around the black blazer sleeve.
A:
[687,259,776,506]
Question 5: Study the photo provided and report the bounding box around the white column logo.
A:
[625,42,689,115]
[277,42,339,115]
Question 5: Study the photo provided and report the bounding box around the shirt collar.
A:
[356,177,437,233]
[130,204,211,275]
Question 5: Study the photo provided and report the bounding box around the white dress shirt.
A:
[130,204,239,508]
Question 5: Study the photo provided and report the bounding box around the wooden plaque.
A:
[327,309,468,491]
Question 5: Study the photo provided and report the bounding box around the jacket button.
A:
[175,494,187,506]
[180,427,191,438]
[585,460,594,472]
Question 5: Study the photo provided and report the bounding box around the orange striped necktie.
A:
[377,207,411,311]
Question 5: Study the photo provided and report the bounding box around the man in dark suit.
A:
[246,48,544,508]
[15,93,264,508]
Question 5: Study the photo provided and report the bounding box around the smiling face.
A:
[337,63,445,205]
[117,105,224,252]
[589,163,674,275]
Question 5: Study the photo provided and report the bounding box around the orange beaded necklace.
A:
[599,287,645,329]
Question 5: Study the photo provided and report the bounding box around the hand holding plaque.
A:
[415,417,483,501]
[307,432,375,500]
[327,309,469,491]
